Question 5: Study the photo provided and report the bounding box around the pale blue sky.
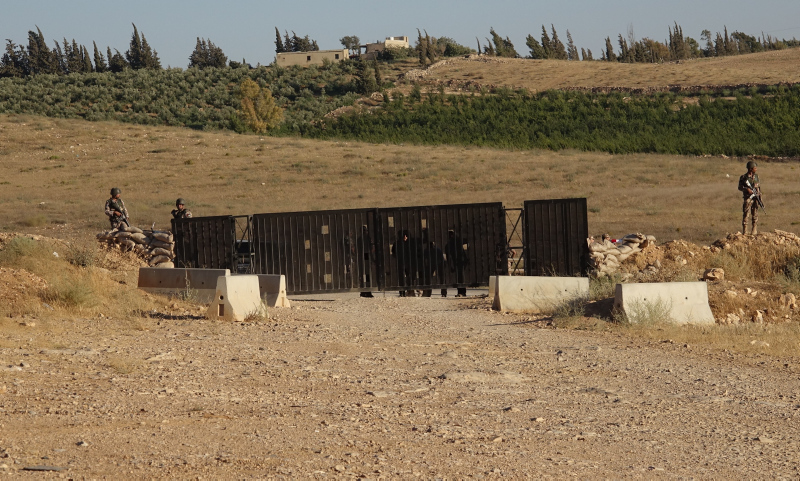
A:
[3,1,800,68]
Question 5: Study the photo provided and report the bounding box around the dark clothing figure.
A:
[171,208,192,219]
[392,230,414,297]
[358,225,375,296]
[445,230,469,297]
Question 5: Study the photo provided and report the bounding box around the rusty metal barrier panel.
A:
[377,203,507,292]
[523,198,589,277]
[172,215,237,270]
[250,209,380,295]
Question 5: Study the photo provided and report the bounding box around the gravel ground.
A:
[2,293,799,478]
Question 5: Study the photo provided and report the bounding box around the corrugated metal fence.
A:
[173,199,588,294]
[523,198,589,276]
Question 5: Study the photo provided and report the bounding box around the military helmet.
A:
[746,160,757,170]
[110,187,121,196]
[176,198,186,206]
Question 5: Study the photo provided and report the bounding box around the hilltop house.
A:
[360,36,410,60]
[275,49,349,67]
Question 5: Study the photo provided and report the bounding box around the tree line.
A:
[3,22,798,78]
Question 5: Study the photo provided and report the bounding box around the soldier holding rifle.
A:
[738,160,765,235]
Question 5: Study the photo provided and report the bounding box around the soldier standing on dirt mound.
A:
[104,187,130,229]
[171,198,192,219]
[738,161,761,235]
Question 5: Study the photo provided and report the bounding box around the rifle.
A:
[746,180,766,215]
[110,200,131,227]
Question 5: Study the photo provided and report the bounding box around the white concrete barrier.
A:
[491,276,589,312]
[137,268,230,303]
[256,275,291,308]
[613,282,715,326]
[206,275,263,322]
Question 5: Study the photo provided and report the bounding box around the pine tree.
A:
[189,38,227,69]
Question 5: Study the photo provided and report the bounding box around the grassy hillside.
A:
[422,48,800,92]
[1,114,799,245]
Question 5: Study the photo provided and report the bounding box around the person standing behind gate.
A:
[738,161,761,235]
[104,187,130,229]
[392,230,414,297]
[172,198,193,219]
[445,229,469,297]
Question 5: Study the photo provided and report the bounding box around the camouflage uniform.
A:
[171,208,192,219]
[104,198,129,229]
[738,171,760,235]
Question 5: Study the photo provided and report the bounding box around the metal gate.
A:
[173,199,588,294]
[377,203,506,292]
[172,215,238,270]
[251,209,380,295]
[523,198,589,276]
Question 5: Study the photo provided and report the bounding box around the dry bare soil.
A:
[2,291,800,478]
[3,52,800,477]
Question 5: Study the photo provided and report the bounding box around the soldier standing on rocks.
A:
[738,161,761,235]
[171,198,192,219]
[104,187,130,229]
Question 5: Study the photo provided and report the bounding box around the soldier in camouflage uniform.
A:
[171,198,192,219]
[104,187,130,229]
[738,161,761,235]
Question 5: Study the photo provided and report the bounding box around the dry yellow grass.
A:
[1,114,798,245]
[424,48,800,91]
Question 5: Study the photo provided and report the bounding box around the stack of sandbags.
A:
[96,226,175,268]
[587,233,656,276]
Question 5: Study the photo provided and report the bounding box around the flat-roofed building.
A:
[276,49,349,67]
[361,36,410,60]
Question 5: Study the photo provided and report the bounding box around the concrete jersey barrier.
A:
[491,276,589,313]
[613,281,715,325]
[206,275,263,322]
[137,268,230,303]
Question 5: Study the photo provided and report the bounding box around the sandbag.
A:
[152,232,173,243]
[129,233,147,244]
[114,231,132,239]
[154,261,174,269]
[149,255,170,266]
[589,243,607,253]
[618,245,633,255]
[151,247,172,257]
[150,240,174,250]
[124,225,144,234]
[605,248,621,257]
[119,239,136,250]
[133,244,146,253]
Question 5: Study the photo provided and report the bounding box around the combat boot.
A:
[751,225,758,236]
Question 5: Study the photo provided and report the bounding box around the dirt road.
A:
[2,295,799,478]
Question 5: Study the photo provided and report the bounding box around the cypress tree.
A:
[139,34,161,69]
[27,27,56,75]
[604,37,617,61]
[526,34,545,59]
[93,41,107,72]
[126,24,144,69]
[540,26,552,58]
[425,31,436,63]
[81,45,92,72]
[550,25,567,60]
[275,27,285,53]
[1,40,28,77]
[566,30,579,61]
